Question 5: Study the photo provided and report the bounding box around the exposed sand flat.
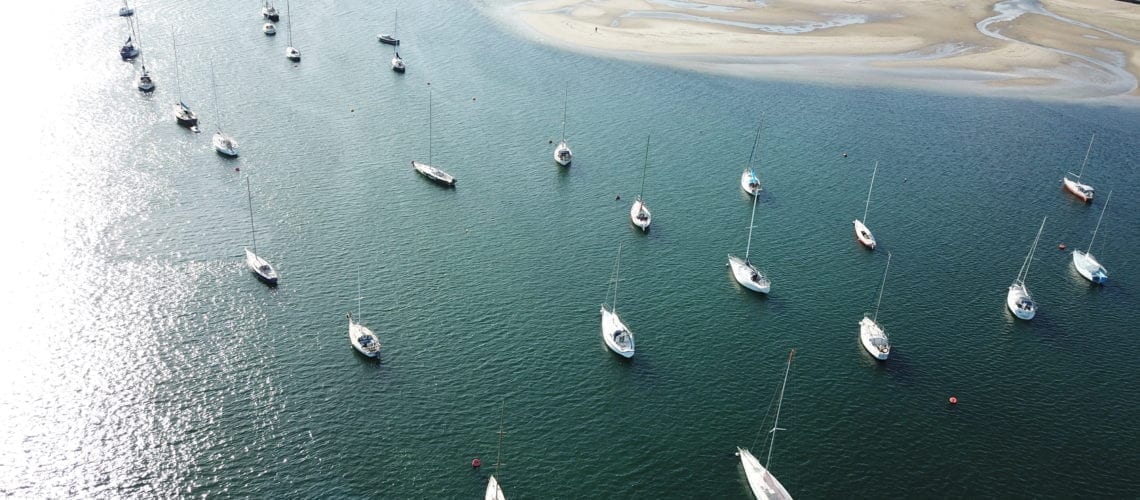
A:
[494,0,1140,101]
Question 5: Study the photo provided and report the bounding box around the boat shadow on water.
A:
[861,346,919,383]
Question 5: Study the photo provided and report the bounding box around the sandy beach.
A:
[494,0,1140,101]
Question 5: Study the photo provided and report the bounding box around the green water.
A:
[1,0,1138,497]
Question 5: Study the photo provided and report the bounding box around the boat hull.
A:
[262,8,279,22]
[554,141,572,166]
[1006,283,1036,320]
[859,316,890,360]
[213,133,239,157]
[120,46,139,60]
[853,219,876,249]
[630,199,651,231]
[263,23,276,35]
[286,47,301,61]
[737,447,792,500]
[412,160,456,186]
[485,475,505,500]
[245,248,278,285]
[137,76,154,92]
[1072,250,1108,284]
[728,255,770,294]
[348,317,381,357]
[600,305,635,358]
[741,169,760,196]
[1062,177,1094,202]
[391,57,406,73]
[173,104,199,131]
[378,35,400,45]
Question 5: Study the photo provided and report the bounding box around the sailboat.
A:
[412,89,457,186]
[1072,190,1111,284]
[377,10,400,45]
[171,34,199,132]
[244,177,279,286]
[630,136,652,231]
[859,252,892,360]
[599,243,635,358]
[131,17,154,92]
[347,276,381,357]
[736,349,795,500]
[1062,135,1096,203]
[210,66,239,157]
[119,17,140,62]
[728,185,771,294]
[390,49,406,73]
[1007,217,1046,320]
[285,0,300,62]
[554,90,572,166]
[485,404,507,500]
[740,124,762,196]
[853,161,878,250]
[261,0,280,22]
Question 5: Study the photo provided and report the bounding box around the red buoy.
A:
[949,396,958,405]
[1058,243,1066,251]
[471,458,481,468]
[235,167,240,172]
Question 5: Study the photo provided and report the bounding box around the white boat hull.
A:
[1062,177,1094,202]
[741,169,760,196]
[728,255,770,294]
[630,199,651,231]
[286,46,301,61]
[213,132,239,157]
[554,141,572,166]
[485,475,505,500]
[348,316,381,357]
[391,56,406,73]
[245,248,278,285]
[737,447,792,500]
[853,219,876,249]
[1072,250,1108,284]
[859,315,890,360]
[1006,282,1036,320]
[263,23,276,35]
[600,305,635,358]
[412,160,456,186]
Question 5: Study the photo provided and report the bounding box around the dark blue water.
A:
[1,0,1137,497]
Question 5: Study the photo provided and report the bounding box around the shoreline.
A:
[485,0,1140,103]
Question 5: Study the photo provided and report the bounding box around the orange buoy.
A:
[1058,243,1066,251]
[471,458,481,468]
[949,396,958,405]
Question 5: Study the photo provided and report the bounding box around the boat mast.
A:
[764,349,795,476]
[1017,217,1046,285]
[863,161,878,223]
[1075,134,1095,181]
[210,64,222,132]
[1087,190,1112,253]
[172,32,182,104]
[638,135,650,200]
[746,123,761,174]
[560,88,568,142]
[744,185,758,261]
[427,88,432,166]
[493,402,506,478]
[356,272,362,323]
[874,252,891,322]
[286,0,293,47]
[246,177,258,254]
[394,9,398,37]
[612,243,622,313]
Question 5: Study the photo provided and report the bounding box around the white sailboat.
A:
[853,161,878,250]
[285,0,300,62]
[413,89,457,186]
[554,90,572,166]
[1072,190,1111,284]
[740,124,762,196]
[484,404,507,500]
[390,49,406,73]
[377,9,400,45]
[132,17,154,92]
[1062,135,1096,203]
[210,66,239,157]
[859,252,891,360]
[347,276,381,357]
[261,0,280,22]
[728,182,771,294]
[736,349,795,500]
[630,136,652,231]
[600,243,635,358]
[244,177,278,286]
[1007,217,1046,320]
[171,34,199,132]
